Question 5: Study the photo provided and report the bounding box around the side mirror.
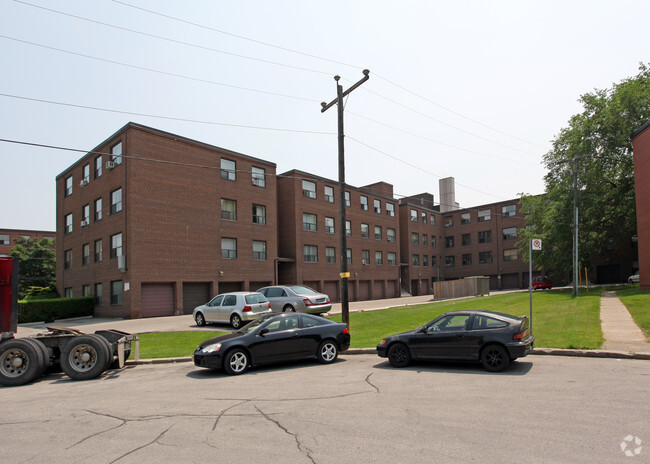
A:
[258,328,269,336]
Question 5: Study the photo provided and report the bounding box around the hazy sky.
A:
[2,0,648,231]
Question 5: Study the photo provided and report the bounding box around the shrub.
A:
[18,297,94,323]
[23,283,60,301]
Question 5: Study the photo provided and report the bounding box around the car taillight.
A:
[242,306,252,312]
[343,327,349,334]
[303,298,314,307]
[267,302,272,309]
[513,329,529,340]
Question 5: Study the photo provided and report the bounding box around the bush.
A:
[23,283,60,301]
[18,297,94,323]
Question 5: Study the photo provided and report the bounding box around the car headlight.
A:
[200,343,222,354]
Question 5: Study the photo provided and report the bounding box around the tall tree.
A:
[519,64,649,281]
[9,237,56,299]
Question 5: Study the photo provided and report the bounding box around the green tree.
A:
[519,64,649,281]
[9,237,57,299]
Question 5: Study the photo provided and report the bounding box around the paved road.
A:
[1,354,648,463]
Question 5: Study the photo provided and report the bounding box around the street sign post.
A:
[529,239,542,335]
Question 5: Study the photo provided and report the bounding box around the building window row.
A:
[410,208,436,226]
[64,142,123,198]
[63,233,121,271]
[438,250,515,267]
[221,238,268,261]
[302,181,395,217]
[442,228,519,248]
[220,158,267,187]
[64,189,122,234]
[303,245,398,266]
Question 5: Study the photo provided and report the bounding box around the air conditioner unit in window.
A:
[81,219,89,227]
[106,161,116,170]
[362,259,368,265]
[80,179,89,187]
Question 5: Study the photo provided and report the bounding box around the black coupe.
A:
[377,310,534,372]
[193,313,350,375]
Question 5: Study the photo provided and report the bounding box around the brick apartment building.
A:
[277,170,402,301]
[0,229,55,256]
[632,120,650,290]
[56,123,277,318]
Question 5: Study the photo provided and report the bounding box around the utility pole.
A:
[321,70,370,327]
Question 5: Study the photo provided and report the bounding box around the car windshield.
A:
[288,285,317,294]
[237,315,274,334]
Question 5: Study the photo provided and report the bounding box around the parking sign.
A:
[532,239,542,251]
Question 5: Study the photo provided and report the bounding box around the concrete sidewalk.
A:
[599,291,648,353]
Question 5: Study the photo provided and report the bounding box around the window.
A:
[412,254,420,266]
[325,217,335,234]
[65,214,73,234]
[65,176,73,197]
[221,158,236,181]
[346,248,352,264]
[221,238,237,259]
[324,186,334,203]
[110,233,122,259]
[110,188,122,214]
[82,204,90,225]
[65,288,73,298]
[410,209,418,222]
[432,256,437,267]
[111,142,123,165]
[346,220,351,237]
[344,191,350,207]
[326,247,336,263]
[445,256,455,267]
[461,212,471,224]
[82,285,91,297]
[302,180,316,199]
[221,199,237,220]
[445,236,454,248]
[94,155,102,178]
[421,212,427,224]
[94,198,103,222]
[360,195,368,211]
[386,203,395,217]
[502,204,516,218]
[431,236,437,247]
[388,252,397,265]
[374,226,382,240]
[304,245,318,262]
[94,239,103,263]
[81,164,90,185]
[251,166,265,187]
[423,255,428,266]
[375,251,383,265]
[479,251,493,264]
[64,249,72,270]
[478,209,491,222]
[462,254,472,266]
[110,280,123,305]
[0,234,9,245]
[503,227,517,240]
[430,214,436,226]
[471,315,508,330]
[94,283,103,306]
[303,213,317,231]
[362,249,370,265]
[361,223,369,238]
[423,234,428,246]
[253,240,267,260]
[478,230,492,244]
[444,216,454,227]
[426,314,470,333]
[504,249,517,262]
[374,199,381,214]
[252,204,266,224]
[462,233,471,246]
[82,243,90,266]
[412,232,419,245]
[387,228,396,243]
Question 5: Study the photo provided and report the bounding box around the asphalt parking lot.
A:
[2,354,648,463]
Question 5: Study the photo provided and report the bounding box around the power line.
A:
[0,93,334,135]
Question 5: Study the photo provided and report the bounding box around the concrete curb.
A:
[125,347,650,365]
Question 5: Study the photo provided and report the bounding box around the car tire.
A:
[387,343,411,368]
[223,349,249,375]
[230,313,243,329]
[480,344,510,372]
[195,312,206,326]
[316,340,338,364]
[282,304,296,313]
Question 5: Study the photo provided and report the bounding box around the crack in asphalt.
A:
[108,424,173,464]
[365,372,379,393]
[255,405,316,464]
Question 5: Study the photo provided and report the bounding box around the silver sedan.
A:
[256,285,332,314]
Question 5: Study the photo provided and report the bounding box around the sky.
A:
[1,0,649,231]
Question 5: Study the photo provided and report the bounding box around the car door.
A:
[414,314,472,359]
[203,295,224,322]
[264,287,286,312]
[220,294,238,321]
[251,315,303,364]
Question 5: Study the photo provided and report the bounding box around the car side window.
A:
[267,288,283,298]
[471,316,508,330]
[208,295,224,307]
[427,314,470,333]
[265,316,300,333]
[301,315,320,328]
[222,295,237,306]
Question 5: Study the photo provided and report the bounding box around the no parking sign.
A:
[532,239,542,251]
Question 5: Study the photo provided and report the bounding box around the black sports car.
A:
[377,310,534,372]
[193,313,350,375]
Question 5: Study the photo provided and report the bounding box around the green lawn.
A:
[616,286,650,340]
[136,289,605,359]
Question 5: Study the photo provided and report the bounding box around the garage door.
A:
[323,281,339,302]
[501,273,520,289]
[358,281,370,300]
[141,283,175,318]
[387,280,397,298]
[373,281,384,299]
[182,283,210,315]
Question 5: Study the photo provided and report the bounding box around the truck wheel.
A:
[0,339,44,386]
[24,338,50,377]
[89,334,114,371]
[60,335,109,380]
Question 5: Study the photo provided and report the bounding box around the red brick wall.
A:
[633,123,650,290]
